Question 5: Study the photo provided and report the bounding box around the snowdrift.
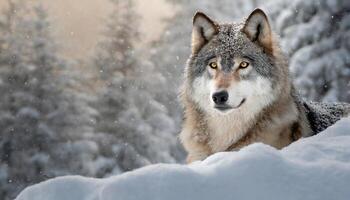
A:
[16,117,350,200]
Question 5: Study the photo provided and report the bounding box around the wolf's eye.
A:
[209,62,218,69]
[239,61,249,69]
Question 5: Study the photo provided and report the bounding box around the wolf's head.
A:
[185,9,290,115]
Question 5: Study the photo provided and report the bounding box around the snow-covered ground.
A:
[16,116,350,200]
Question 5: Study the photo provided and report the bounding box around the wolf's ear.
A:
[242,9,273,54]
[192,12,218,54]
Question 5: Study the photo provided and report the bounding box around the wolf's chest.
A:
[207,113,253,152]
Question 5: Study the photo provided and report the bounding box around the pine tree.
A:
[94,0,140,140]
[266,0,350,103]
[94,0,139,80]
[0,3,96,199]
[0,4,58,198]
[93,0,181,172]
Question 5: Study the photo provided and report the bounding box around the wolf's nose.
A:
[212,91,228,105]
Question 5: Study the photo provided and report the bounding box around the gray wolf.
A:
[180,8,350,163]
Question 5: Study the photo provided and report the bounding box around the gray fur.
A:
[303,101,350,134]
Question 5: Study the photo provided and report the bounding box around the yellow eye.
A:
[239,61,249,68]
[209,62,218,69]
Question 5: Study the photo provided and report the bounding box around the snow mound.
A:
[16,117,350,200]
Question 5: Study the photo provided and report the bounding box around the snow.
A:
[16,116,350,200]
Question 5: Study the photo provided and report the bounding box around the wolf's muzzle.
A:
[214,97,246,112]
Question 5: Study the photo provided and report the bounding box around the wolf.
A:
[180,8,350,163]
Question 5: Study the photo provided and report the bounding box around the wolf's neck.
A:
[206,91,299,152]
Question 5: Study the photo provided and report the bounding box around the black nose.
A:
[212,91,229,105]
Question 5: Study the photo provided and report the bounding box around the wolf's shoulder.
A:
[302,101,350,134]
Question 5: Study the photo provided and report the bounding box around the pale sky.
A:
[0,0,176,59]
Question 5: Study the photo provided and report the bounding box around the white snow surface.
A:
[16,117,350,200]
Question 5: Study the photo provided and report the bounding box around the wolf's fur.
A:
[180,9,350,163]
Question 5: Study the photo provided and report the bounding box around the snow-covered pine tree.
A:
[93,0,181,172]
[265,0,350,103]
[0,3,97,199]
[0,3,62,198]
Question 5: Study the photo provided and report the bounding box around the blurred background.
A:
[0,0,349,199]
